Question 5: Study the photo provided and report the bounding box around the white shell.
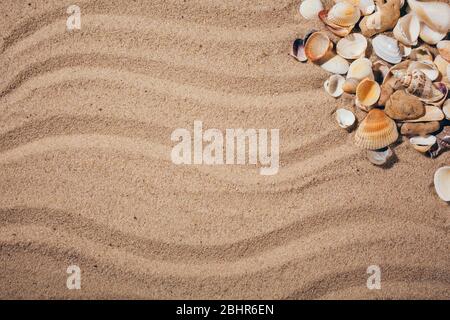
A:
[443,100,450,120]
[410,135,437,153]
[336,33,368,60]
[434,166,450,202]
[419,23,447,45]
[393,13,420,46]
[367,148,393,166]
[347,57,373,80]
[335,108,356,129]
[328,2,361,27]
[299,0,324,20]
[372,35,403,64]
[407,60,439,81]
[320,55,350,74]
[324,74,345,97]
[359,0,375,16]
[407,0,450,34]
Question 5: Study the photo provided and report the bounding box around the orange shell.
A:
[355,109,399,150]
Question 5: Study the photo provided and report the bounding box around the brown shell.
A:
[355,109,399,150]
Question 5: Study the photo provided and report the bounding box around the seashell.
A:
[335,108,356,129]
[356,78,381,109]
[324,74,345,97]
[393,13,420,46]
[403,105,445,122]
[367,147,393,166]
[443,99,450,120]
[434,55,449,81]
[372,35,403,64]
[291,39,307,62]
[407,0,450,34]
[434,166,450,202]
[384,90,425,121]
[407,60,439,81]
[347,57,373,80]
[373,60,390,83]
[318,10,355,37]
[419,23,447,45]
[437,41,450,63]
[401,122,441,137]
[409,135,437,153]
[358,0,376,16]
[379,61,411,105]
[342,77,360,94]
[401,69,435,100]
[336,33,367,60]
[421,82,448,107]
[410,46,434,62]
[320,55,350,74]
[328,2,361,27]
[359,0,401,38]
[355,109,399,150]
[299,0,324,20]
[429,126,450,158]
[304,32,334,64]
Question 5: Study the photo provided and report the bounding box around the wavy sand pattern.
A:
[0,0,449,299]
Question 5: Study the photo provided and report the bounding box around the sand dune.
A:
[0,0,449,299]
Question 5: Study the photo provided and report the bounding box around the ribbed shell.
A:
[355,109,399,150]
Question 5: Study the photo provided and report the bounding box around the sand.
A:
[0,0,449,299]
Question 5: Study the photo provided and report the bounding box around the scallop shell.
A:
[304,32,333,64]
[403,105,445,123]
[342,77,360,94]
[356,78,381,108]
[444,100,450,120]
[336,33,367,60]
[393,13,420,46]
[437,41,450,63]
[328,2,361,27]
[335,108,356,129]
[324,74,345,97]
[299,0,324,20]
[407,60,439,82]
[409,135,437,153]
[347,57,373,80]
[419,23,447,45]
[367,148,393,166]
[434,166,450,202]
[355,109,399,150]
[320,55,350,74]
[372,35,403,64]
[407,0,450,34]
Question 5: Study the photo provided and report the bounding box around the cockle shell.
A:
[304,32,334,64]
[393,13,420,46]
[347,57,373,80]
[328,2,361,27]
[434,166,450,202]
[407,60,439,81]
[409,135,437,153]
[336,33,367,60]
[403,105,445,122]
[407,0,450,34]
[372,35,403,64]
[359,0,401,37]
[367,148,393,166]
[356,78,381,109]
[419,23,447,45]
[318,10,354,37]
[335,108,356,129]
[299,0,324,20]
[324,74,345,97]
[342,77,360,94]
[437,41,450,63]
[355,109,399,150]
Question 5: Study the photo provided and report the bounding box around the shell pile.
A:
[293,0,450,202]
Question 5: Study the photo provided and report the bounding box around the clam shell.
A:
[443,100,450,120]
[407,60,439,82]
[304,32,333,64]
[407,0,450,34]
[434,166,450,202]
[328,2,361,27]
[355,109,399,150]
[319,10,354,37]
[372,35,403,64]
[437,41,450,63]
[299,0,324,20]
[409,135,437,153]
[324,74,345,97]
[347,57,373,80]
[393,13,420,46]
[342,77,360,94]
[335,108,356,129]
[320,55,350,74]
[367,148,393,166]
[337,33,367,60]
[419,23,447,45]
[403,105,445,122]
[356,78,381,108]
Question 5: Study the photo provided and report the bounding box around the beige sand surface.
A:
[0,0,449,299]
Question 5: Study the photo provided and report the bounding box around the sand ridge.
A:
[0,0,449,299]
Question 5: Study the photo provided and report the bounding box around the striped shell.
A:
[355,109,399,150]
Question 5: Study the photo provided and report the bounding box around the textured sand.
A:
[0,0,449,299]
